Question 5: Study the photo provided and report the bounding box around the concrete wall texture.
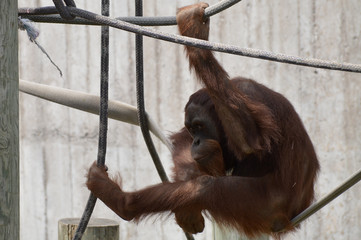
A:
[18,0,360,240]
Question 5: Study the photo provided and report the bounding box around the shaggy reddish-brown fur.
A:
[87,3,319,238]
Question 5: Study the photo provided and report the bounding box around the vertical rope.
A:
[97,0,109,167]
[134,0,168,182]
[72,0,109,239]
[134,2,193,240]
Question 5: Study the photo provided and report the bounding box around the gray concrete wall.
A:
[18,0,361,239]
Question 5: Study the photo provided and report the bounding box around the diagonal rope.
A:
[18,4,361,73]
[18,17,63,77]
[56,7,361,73]
[289,168,361,229]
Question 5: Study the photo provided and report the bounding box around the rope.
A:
[289,168,361,228]
[18,17,63,77]
[35,6,360,73]
[17,14,177,26]
[71,195,96,240]
[134,1,169,182]
[51,0,76,20]
[18,0,242,26]
[134,1,192,237]
[72,0,110,239]
[18,4,361,72]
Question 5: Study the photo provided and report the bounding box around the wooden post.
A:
[0,0,19,239]
[58,218,119,240]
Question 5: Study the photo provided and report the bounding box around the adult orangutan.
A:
[86,2,319,238]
